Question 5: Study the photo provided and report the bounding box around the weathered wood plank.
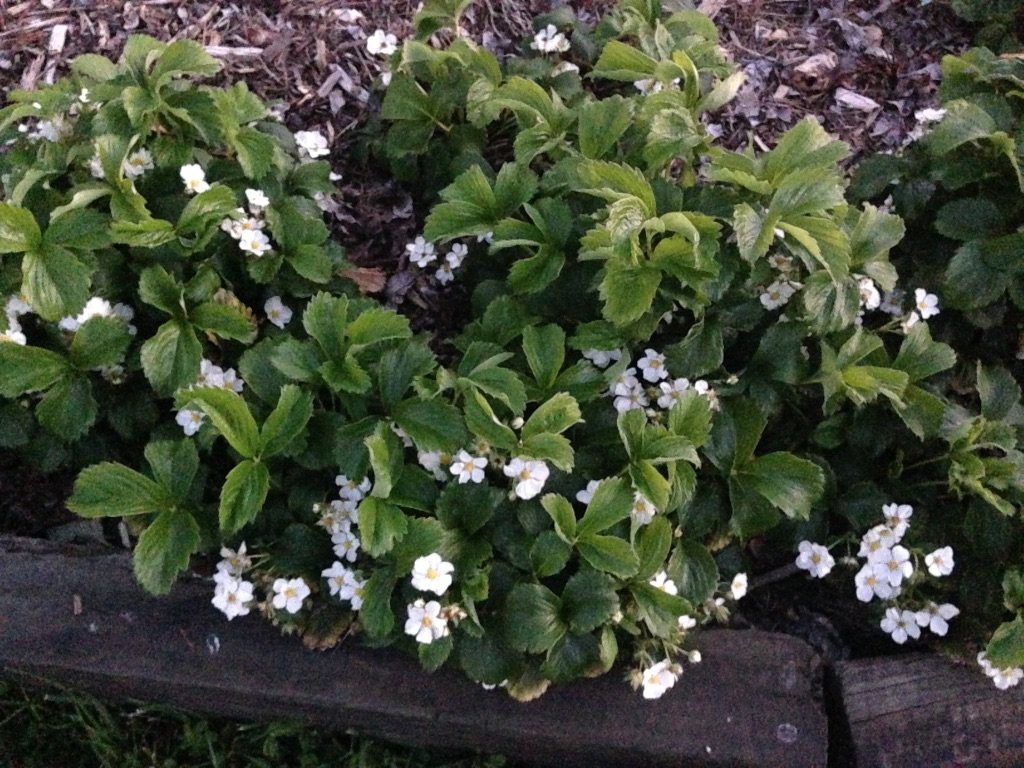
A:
[833,653,1024,768]
[0,538,827,767]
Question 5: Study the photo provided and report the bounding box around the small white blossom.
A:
[450,450,487,484]
[212,577,255,620]
[613,374,648,413]
[760,279,796,310]
[634,78,679,95]
[318,498,359,534]
[879,289,905,316]
[631,492,656,525]
[338,569,367,609]
[551,61,580,77]
[446,242,468,269]
[640,659,679,700]
[859,524,900,560]
[331,528,361,562]
[179,163,210,195]
[880,607,921,644]
[637,348,669,383]
[410,553,455,595]
[978,652,1024,690]
[219,367,245,393]
[435,263,455,285]
[217,542,251,577]
[914,288,940,319]
[576,479,601,505]
[88,154,105,179]
[405,599,448,644]
[78,87,91,103]
[858,276,881,310]
[650,570,678,596]
[418,450,452,481]
[730,573,748,600]
[405,236,437,268]
[902,310,922,332]
[58,296,114,332]
[335,474,371,502]
[294,129,330,159]
[123,148,154,179]
[0,325,26,345]
[925,546,954,577]
[879,544,914,587]
[678,614,697,631]
[503,457,550,500]
[882,503,913,539]
[582,348,622,368]
[271,577,310,614]
[238,228,272,256]
[176,408,204,436]
[656,377,691,409]
[854,564,896,602]
[245,188,269,211]
[530,24,571,54]
[366,29,399,56]
[768,253,794,273]
[914,602,959,636]
[264,296,292,329]
[795,541,835,578]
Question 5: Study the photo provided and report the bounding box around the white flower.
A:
[551,61,580,77]
[631,492,656,525]
[914,602,959,636]
[914,288,940,319]
[6,294,32,319]
[445,242,469,268]
[902,310,922,332]
[418,450,452,481]
[650,570,678,596]
[858,276,881,310]
[339,569,367,609]
[322,560,355,598]
[212,577,255,620]
[760,279,796,310]
[435,263,455,285]
[197,359,225,388]
[925,546,954,577]
[730,573,748,600]
[335,474,371,502]
[271,577,310,614]
[405,599,448,644]
[640,660,678,700]
[859,524,900,560]
[656,378,691,409]
[176,409,205,436]
[692,379,719,410]
[219,367,245,393]
[882,502,913,539]
[450,450,487,484]
[405,236,437,268]
[88,154,105,179]
[264,296,292,329]
[582,348,622,368]
[637,348,669,383]
[123,148,154,179]
[79,87,91,103]
[239,228,272,256]
[633,78,678,95]
[411,553,455,595]
[503,457,550,500]
[978,653,1024,690]
[245,188,269,211]
[318,498,359,534]
[613,379,649,413]
[768,253,794,273]
[795,541,835,578]
[332,528,361,562]
[879,544,914,587]
[217,542,251,577]
[179,163,210,195]
[576,479,601,505]
[366,29,398,56]
[880,607,920,644]
[294,129,330,159]
[678,614,697,631]
[530,24,570,54]
[879,289,905,316]
[854,563,896,602]
[476,231,493,243]
[58,296,114,332]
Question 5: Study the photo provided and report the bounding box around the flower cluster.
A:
[978,651,1024,690]
[404,234,472,284]
[211,543,256,620]
[607,349,717,415]
[57,296,136,336]
[530,24,570,54]
[2,294,32,345]
[221,188,272,257]
[405,553,456,644]
[176,359,247,435]
[759,251,800,310]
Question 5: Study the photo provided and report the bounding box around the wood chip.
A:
[835,87,881,112]
[47,24,68,55]
[205,45,264,59]
[794,52,838,78]
[72,593,82,616]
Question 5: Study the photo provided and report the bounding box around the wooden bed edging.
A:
[0,536,827,768]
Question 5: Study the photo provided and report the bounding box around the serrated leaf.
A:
[68,462,165,518]
[578,476,633,537]
[393,397,467,453]
[133,508,200,595]
[260,384,313,457]
[462,389,518,450]
[234,127,276,180]
[177,185,237,234]
[138,265,185,317]
[347,308,411,347]
[190,302,257,343]
[219,459,269,533]
[69,316,132,371]
[734,452,824,520]
[522,392,580,439]
[541,493,577,543]
[986,616,1024,669]
[591,39,657,81]
[359,497,410,557]
[530,531,571,578]
[360,569,397,639]
[631,582,691,636]
[561,571,618,633]
[22,244,91,322]
[144,439,199,504]
[522,324,565,390]
[600,263,661,326]
[0,344,68,396]
[183,386,260,458]
[669,539,719,605]
[892,324,956,383]
[151,39,219,84]
[635,516,672,581]
[36,375,97,441]
[303,292,348,359]
[978,363,1021,422]
[0,202,41,253]
[578,534,639,578]
[520,432,574,472]
[503,583,565,653]
[366,423,404,498]
[43,208,111,251]
[927,100,996,156]
[578,96,634,159]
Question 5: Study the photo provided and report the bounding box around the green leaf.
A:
[144,439,199,504]
[591,39,658,81]
[190,302,258,344]
[184,387,260,458]
[629,461,670,512]
[493,162,539,215]
[303,292,348,360]
[437,482,500,535]
[503,583,566,653]
[522,324,565,390]
[234,127,276,180]
[288,244,332,283]
[0,203,41,253]
[530,531,571,578]
[0,344,68,396]
[522,392,580,439]
[260,384,314,457]
[927,100,996,156]
[561,571,618,634]
[670,539,719,605]
[21,244,91,322]
[893,385,947,440]
[177,185,237,235]
[986,616,1024,669]
[578,96,634,159]
[140,320,201,396]
[978,364,1021,422]
[69,316,132,371]
[361,569,397,640]
[892,324,956,383]
[219,459,270,533]
[631,582,691,636]
[359,498,409,557]
[393,398,468,453]
[578,534,639,578]
[600,263,661,326]
[151,39,219,84]
[520,432,574,472]
[138,266,186,317]
[44,208,111,251]
[378,341,436,409]
[133,508,200,595]
[36,376,97,441]
[347,308,412,348]
[578,477,633,537]
[635,516,673,581]
[109,218,176,248]
[734,452,824,520]
[463,364,527,415]
[697,70,746,113]
[462,389,519,451]
[68,462,165,518]
[542,493,578,543]
[423,165,498,241]
[71,53,117,81]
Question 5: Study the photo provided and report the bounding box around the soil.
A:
[0,0,976,652]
